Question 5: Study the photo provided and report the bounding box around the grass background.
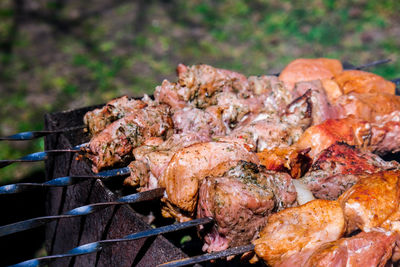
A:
[0,0,399,183]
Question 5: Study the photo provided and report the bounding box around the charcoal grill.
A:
[34,105,255,267]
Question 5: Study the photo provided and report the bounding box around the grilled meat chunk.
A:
[301,142,398,200]
[158,141,259,221]
[198,161,297,253]
[253,199,345,266]
[307,230,398,267]
[295,114,400,158]
[84,104,173,172]
[83,96,147,135]
[257,147,311,178]
[154,80,187,109]
[124,132,211,190]
[335,93,400,122]
[279,58,343,90]
[334,70,396,95]
[172,107,227,136]
[339,170,400,234]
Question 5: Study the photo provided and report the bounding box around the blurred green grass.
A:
[0,0,399,183]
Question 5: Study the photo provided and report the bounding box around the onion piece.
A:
[292,179,315,205]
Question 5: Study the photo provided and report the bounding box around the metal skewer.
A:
[0,166,129,194]
[0,142,88,169]
[9,217,214,267]
[158,244,255,267]
[0,187,165,237]
[0,125,85,141]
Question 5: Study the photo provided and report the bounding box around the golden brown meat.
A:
[303,230,399,267]
[338,170,400,234]
[335,92,400,122]
[158,141,259,221]
[279,58,343,90]
[253,199,345,266]
[257,147,311,178]
[295,114,400,158]
[334,70,396,95]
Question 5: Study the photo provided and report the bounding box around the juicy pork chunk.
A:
[154,80,187,109]
[295,114,400,158]
[197,161,297,253]
[158,141,259,222]
[292,81,338,125]
[301,142,398,200]
[302,230,399,267]
[172,106,227,136]
[84,104,173,172]
[334,69,396,95]
[253,199,345,267]
[335,92,400,122]
[83,96,147,136]
[278,58,343,90]
[229,89,312,152]
[124,132,211,190]
[338,170,400,234]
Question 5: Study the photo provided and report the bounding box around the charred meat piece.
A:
[334,70,396,95]
[83,96,147,135]
[279,58,343,90]
[338,170,400,234]
[301,142,398,200]
[197,161,297,253]
[304,230,399,267]
[295,114,400,158]
[124,132,211,190]
[257,147,312,179]
[84,104,173,172]
[253,199,345,267]
[158,141,259,221]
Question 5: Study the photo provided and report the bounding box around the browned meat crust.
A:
[84,104,173,172]
[83,96,147,136]
[302,142,398,200]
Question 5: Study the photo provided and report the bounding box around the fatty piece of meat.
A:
[158,141,259,221]
[335,92,400,122]
[154,80,187,109]
[253,199,345,267]
[197,162,277,253]
[293,81,338,125]
[297,111,400,157]
[176,63,249,108]
[247,75,279,95]
[338,170,400,234]
[230,92,312,152]
[172,107,227,136]
[83,96,147,135]
[303,230,399,267]
[279,58,343,90]
[84,104,173,172]
[124,132,211,190]
[301,142,398,200]
[334,70,396,95]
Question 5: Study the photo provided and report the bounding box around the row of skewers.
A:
[2,58,400,266]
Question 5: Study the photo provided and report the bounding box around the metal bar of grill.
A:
[9,217,214,267]
[157,244,255,267]
[0,166,129,194]
[0,188,165,237]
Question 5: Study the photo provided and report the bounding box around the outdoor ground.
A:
[0,0,399,183]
